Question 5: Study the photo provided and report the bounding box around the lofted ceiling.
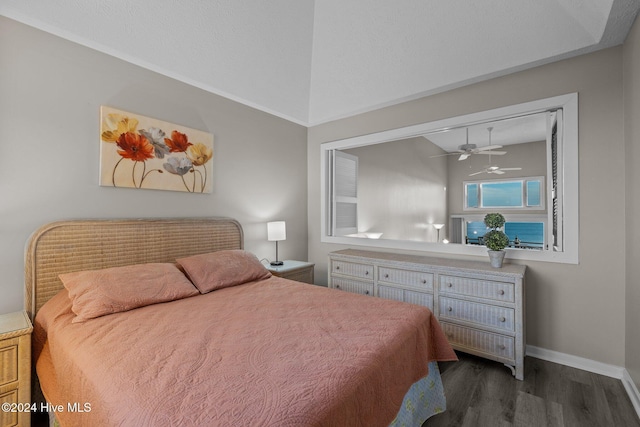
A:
[1,0,639,126]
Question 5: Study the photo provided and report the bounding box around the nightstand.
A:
[0,311,33,427]
[266,260,315,284]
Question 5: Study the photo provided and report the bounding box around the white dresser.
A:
[328,249,526,380]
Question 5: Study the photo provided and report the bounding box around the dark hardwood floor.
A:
[425,352,640,427]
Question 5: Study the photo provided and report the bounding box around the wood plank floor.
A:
[425,352,640,427]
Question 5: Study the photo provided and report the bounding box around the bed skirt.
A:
[390,361,446,426]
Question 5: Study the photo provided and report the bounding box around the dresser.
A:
[328,249,526,380]
[0,311,33,427]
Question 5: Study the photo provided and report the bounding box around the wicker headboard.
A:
[24,218,243,320]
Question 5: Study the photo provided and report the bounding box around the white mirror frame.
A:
[320,93,579,264]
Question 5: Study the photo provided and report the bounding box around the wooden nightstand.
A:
[266,260,315,284]
[0,311,33,427]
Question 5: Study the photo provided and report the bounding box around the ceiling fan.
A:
[468,127,521,176]
[431,127,506,161]
[469,165,522,176]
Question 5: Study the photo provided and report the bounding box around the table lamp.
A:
[267,221,286,266]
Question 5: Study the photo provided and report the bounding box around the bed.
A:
[27,218,457,426]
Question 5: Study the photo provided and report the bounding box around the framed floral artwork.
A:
[99,106,214,193]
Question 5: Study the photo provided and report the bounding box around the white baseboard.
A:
[526,345,625,378]
[622,369,640,420]
[526,345,640,419]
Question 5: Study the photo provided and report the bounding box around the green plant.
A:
[484,213,509,251]
[484,213,506,229]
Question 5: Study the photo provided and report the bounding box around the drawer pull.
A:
[365,271,369,275]
[499,316,506,322]
[448,307,453,312]
[336,285,340,289]
[384,274,389,278]
[447,283,453,287]
[422,279,427,284]
[499,290,505,295]
[499,345,506,350]
[336,266,340,270]
[365,290,370,295]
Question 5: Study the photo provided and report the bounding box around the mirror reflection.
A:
[329,110,561,251]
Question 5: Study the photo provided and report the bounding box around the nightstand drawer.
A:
[0,338,19,387]
[439,275,514,302]
[0,389,18,427]
[282,269,313,284]
[332,277,373,296]
[439,297,515,332]
[441,322,515,360]
[332,260,374,281]
[378,267,433,291]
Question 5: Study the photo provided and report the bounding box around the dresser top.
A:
[331,249,526,278]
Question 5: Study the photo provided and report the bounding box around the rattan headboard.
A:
[24,218,243,320]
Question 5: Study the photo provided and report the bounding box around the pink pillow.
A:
[59,263,199,323]
[177,250,272,294]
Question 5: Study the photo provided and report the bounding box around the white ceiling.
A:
[424,111,548,153]
[1,0,639,126]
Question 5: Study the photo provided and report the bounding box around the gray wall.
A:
[624,14,640,390]
[0,17,308,314]
[309,46,627,367]
[344,137,448,242]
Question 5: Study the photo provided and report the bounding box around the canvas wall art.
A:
[100,106,214,193]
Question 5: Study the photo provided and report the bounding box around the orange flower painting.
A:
[100,106,214,193]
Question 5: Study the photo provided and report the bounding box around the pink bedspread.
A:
[33,277,456,426]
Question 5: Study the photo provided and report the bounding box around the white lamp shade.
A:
[267,221,286,241]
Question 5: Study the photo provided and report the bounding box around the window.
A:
[464,177,544,210]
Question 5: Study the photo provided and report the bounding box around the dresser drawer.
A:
[439,297,514,332]
[378,285,434,311]
[0,338,19,388]
[441,322,515,361]
[378,267,433,291]
[331,277,374,296]
[439,275,515,302]
[331,260,374,281]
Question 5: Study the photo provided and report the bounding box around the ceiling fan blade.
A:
[498,167,522,171]
[477,150,507,155]
[468,170,485,176]
[491,170,505,174]
[476,144,503,152]
[429,150,465,158]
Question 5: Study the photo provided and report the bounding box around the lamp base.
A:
[270,260,284,266]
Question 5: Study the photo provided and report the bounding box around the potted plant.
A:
[483,213,509,268]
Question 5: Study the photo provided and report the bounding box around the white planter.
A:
[488,250,506,268]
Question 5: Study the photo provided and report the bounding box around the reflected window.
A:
[465,220,545,250]
[526,181,541,207]
[464,177,544,210]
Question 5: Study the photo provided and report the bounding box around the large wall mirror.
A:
[320,93,578,264]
